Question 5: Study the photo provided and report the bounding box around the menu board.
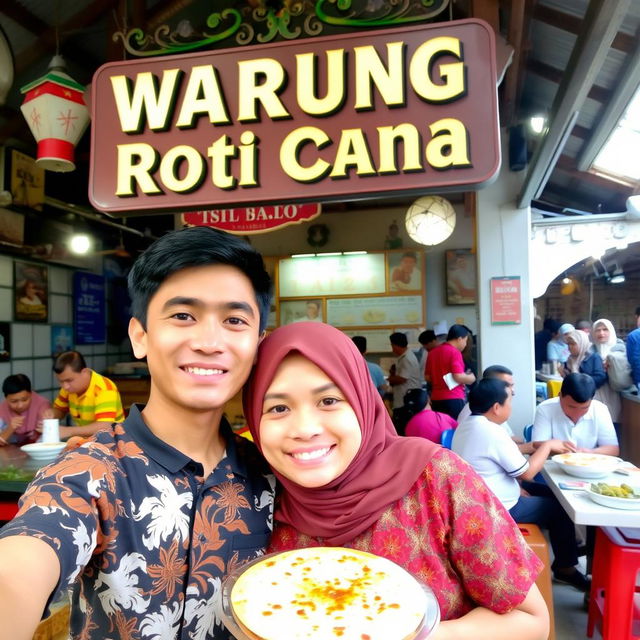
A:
[279,254,386,297]
[327,296,423,328]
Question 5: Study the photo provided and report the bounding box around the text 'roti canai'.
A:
[230,547,428,640]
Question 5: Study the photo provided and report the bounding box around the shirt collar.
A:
[124,404,249,477]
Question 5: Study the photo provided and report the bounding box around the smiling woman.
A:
[242,322,550,639]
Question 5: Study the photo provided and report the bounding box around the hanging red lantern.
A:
[20,56,90,172]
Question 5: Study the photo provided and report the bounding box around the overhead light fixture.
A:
[529,115,546,135]
[609,270,625,284]
[561,275,572,285]
[69,234,92,255]
[405,195,456,246]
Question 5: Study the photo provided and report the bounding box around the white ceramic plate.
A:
[585,486,640,510]
[220,550,440,640]
[552,453,622,479]
[21,442,66,461]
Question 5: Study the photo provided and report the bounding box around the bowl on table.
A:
[552,452,622,479]
[585,482,640,510]
[20,442,67,462]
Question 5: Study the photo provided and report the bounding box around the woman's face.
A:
[567,338,579,357]
[259,353,362,488]
[594,324,610,344]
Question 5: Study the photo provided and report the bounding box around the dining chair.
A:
[440,428,455,449]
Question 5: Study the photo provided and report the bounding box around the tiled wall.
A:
[0,254,133,402]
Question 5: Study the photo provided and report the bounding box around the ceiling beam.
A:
[502,0,526,125]
[533,4,636,53]
[517,0,632,208]
[554,154,634,194]
[526,59,612,104]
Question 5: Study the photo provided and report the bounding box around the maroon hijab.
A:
[243,322,439,545]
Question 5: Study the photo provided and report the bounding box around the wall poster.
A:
[327,296,423,328]
[73,272,106,344]
[14,261,48,322]
[445,249,477,305]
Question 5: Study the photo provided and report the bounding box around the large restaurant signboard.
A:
[89,19,499,214]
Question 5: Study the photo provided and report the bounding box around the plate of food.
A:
[20,442,66,462]
[551,452,622,479]
[585,482,640,510]
[221,547,440,640]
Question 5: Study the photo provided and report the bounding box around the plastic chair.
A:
[523,424,533,443]
[547,379,562,398]
[587,526,640,639]
[440,428,455,449]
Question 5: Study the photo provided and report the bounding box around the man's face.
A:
[5,390,32,414]
[495,392,513,423]
[306,302,320,319]
[559,394,592,424]
[496,373,515,397]
[56,366,91,396]
[129,264,262,413]
[423,339,438,352]
[400,257,416,273]
[390,343,404,356]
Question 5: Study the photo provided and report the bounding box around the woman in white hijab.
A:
[591,318,625,423]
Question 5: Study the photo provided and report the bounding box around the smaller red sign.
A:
[490,277,521,325]
[182,203,321,235]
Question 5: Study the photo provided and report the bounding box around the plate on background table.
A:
[552,453,622,479]
[585,483,640,511]
[221,548,440,640]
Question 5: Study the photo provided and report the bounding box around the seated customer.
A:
[43,351,125,440]
[452,378,589,591]
[532,373,619,456]
[405,391,457,443]
[0,374,50,446]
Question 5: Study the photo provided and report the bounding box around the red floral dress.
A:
[269,448,542,621]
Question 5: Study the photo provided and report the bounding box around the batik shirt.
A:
[0,405,275,640]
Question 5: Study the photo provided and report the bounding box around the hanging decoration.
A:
[20,56,90,172]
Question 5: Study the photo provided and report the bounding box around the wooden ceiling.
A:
[0,0,638,236]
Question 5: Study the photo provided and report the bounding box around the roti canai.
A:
[230,547,427,640]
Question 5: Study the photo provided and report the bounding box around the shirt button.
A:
[199,534,206,543]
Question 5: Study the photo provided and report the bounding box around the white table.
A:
[541,461,640,527]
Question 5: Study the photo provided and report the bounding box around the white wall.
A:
[476,142,535,434]
[243,204,478,335]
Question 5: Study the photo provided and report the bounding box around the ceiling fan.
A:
[95,231,132,258]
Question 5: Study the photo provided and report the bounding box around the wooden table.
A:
[541,460,640,527]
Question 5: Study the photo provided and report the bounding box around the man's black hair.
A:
[128,227,272,332]
[2,374,32,396]
[53,351,87,374]
[482,364,513,378]
[469,378,510,415]
[635,306,640,317]
[560,373,596,403]
[389,332,408,348]
[446,324,470,341]
[352,336,367,354]
[418,330,436,345]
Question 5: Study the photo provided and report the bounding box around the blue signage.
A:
[73,272,106,344]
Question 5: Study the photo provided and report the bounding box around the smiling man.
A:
[0,227,275,640]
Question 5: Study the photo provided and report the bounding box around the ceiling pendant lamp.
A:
[405,195,456,246]
[20,55,90,172]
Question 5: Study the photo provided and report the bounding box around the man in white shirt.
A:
[532,373,619,456]
[456,364,536,454]
[452,378,589,591]
[388,332,424,435]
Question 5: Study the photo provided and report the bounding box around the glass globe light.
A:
[405,196,456,246]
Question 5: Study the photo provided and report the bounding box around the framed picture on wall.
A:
[14,261,48,322]
[388,250,422,292]
[280,299,323,325]
[0,322,10,361]
[445,249,477,305]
